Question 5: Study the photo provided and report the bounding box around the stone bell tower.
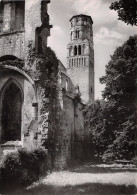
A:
[67,14,94,103]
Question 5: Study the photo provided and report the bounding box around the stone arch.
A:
[0,78,23,142]
[0,65,34,85]
[76,29,79,38]
[0,55,18,62]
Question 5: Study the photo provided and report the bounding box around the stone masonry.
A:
[0,0,94,168]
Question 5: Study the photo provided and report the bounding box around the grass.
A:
[2,163,137,195]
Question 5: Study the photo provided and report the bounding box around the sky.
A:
[47,0,137,99]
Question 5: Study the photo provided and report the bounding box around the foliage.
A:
[0,147,50,192]
[86,100,116,160]
[0,58,24,69]
[110,0,137,26]
[26,42,59,167]
[86,36,137,162]
[100,35,137,104]
[26,42,59,99]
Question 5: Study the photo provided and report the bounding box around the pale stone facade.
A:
[0,0,94,168]
[67,15,94,104]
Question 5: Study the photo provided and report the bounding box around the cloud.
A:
[66,0,118,27]
[48,26,68,64]
[95,27,124,43]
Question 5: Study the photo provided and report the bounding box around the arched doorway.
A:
[1,81,23,142]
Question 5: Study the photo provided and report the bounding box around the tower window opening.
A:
[74,45,77,56]
[79,58,81,66]
[84,58,86,66]
[77,58,78,67]
[78,45,81,55]
[76,29,80,39]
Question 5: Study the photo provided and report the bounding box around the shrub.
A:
[0,147,50,192]
[131,157,137,165]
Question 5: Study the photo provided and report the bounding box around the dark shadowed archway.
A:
[1,80,23,141]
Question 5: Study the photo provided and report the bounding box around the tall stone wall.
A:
[53,91,85,168]
[0,32,25,59]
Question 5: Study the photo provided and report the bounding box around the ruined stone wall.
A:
[0,0,90,169]
[54,94,75,169]
[53,92,86,168]
[0,32,25,59]
[74,102,85,159]
[25,0,51,58]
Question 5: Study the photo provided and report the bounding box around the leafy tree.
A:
[101,35,137,161]
[110,0,137,26]
[87,36,137,162]
[100,35,137,106]
[85,100,116,160]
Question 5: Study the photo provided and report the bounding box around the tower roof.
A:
[70,14,93,24]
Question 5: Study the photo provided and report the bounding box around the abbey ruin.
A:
[0,0,94,168]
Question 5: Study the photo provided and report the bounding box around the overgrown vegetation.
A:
[0,147,50,193]
[85,35,137,162]
[26,42,59,168]
[26,42,58,99]
[0,58,24,69]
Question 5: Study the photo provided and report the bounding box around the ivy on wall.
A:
[26,41,59,168]
[0,59,24,69]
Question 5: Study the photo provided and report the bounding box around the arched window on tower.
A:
[78,45,81,55]
[76,29,80,39]
[74,45,77,56]
[84,57,86,66]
